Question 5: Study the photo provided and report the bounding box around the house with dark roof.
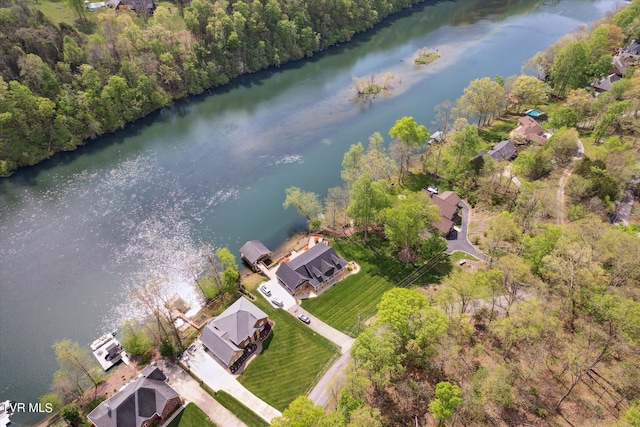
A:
[239,240,272,272]
[200,297,269,371]
[487,140,518,161]
[114,0,156,16]
[87,367,181,427]
[511,116,545,144]
[276,243,348,298]
[591,73,622,93]
[422,190,461,236]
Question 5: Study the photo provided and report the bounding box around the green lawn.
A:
[213,391,269,427]
[302,235,452,337]
[167,403,217,427]
[238,297,339,411]
[478,115,519,143]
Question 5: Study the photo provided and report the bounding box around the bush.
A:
[61,404,81,426]
[160,339,177,358]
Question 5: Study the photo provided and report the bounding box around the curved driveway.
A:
[445,200,485,260]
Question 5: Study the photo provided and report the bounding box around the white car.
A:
[271,297,283,307]
[427,185,439,194]
[259,285,271,297]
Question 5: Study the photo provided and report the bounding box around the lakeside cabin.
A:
[239,240,272,272]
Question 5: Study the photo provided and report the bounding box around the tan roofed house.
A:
[511,116,545,144]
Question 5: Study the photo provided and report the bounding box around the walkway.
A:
[161,360,248,427]
[445,200,485,260]
[184,340,282,423]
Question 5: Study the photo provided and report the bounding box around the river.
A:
[0,0,620,423]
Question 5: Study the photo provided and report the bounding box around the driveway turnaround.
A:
[257,277,297,309]
[445,200,485,260]
[186,340,282,423]
[161,361,248,427]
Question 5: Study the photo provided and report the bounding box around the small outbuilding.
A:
[239,240,272,271]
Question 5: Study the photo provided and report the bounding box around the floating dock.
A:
[91,332,125,371]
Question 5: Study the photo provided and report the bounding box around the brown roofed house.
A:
[423,190,461,236]
[511,116,545,144]
[114,0,156,16]
[275,243,348,298]
[87,367,181,427]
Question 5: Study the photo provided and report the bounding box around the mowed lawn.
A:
[238,297,339,411]
[167,403,217,427]
[302,235,452,337]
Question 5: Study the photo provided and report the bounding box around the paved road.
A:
[162,361,248,427]
[445,200,485,260]
[307,351,353,408]
[612,176,639,225]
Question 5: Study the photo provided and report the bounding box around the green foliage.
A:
[428,382,462,424]
[121,319,153,356]
[39,393,62,412]
[623,400,640,426]
[347,174,391,240]
[455,77,505,126]
[549,106,578,129]
[550,41,590,95]
[283,186,323,222]
[160,338,177,358]
[84,396,107,414]
[61,404,81,425]
[414,48,440,65]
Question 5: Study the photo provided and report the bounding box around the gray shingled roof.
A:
[487,140,517,161]
[87,368,179,427]
[276,243,347,294]
[200,297,268,366]
[239,240,272,265]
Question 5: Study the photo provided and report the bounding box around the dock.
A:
[91,333,127,371]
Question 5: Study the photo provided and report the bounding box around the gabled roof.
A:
[623,40,640,56]
[213,297,268,345]
[591,73,621,92]
[87,368,178,427]
[487,140,517,161]
[276,243,347,293]
[423,190,461,234]
[239,240,271,265]
[200,297,268,366]
[428,131,444,143]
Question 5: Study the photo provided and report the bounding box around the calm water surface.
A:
[0,0,620,422]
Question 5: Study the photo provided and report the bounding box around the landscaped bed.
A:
[238,297,339,411]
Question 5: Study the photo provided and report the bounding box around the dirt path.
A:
[556,138,584,224]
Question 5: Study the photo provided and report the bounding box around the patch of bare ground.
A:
[88,359,144,403]
[467,205,492,247]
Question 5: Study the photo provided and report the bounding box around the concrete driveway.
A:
[445,200,485,261]
[307,351,353,408]
[287,306,355,354]
[161,361,247,427]
[257,277,297,309]
[186,340,282,423]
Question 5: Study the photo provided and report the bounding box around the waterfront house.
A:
[591,73,622,93]
[511,116,545,144]
[428,131,444,144]
[276,243,348,298]
[239,240,272,272]
[200,297,270,371]
[487,140,518,162]
[423,190,462,236]
[87,367,181,427]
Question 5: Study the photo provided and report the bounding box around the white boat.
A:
[0,400,13,427]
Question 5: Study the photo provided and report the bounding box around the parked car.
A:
[427,185,439,194]
[271,297,283,307]
[298,314,311,324]
[259,284,271,296]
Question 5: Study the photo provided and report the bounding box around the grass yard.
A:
[167,403,217,427]
[238,297,339,411]
[479,115,519,143]
[212,391,269,427]
[302,235,452,336]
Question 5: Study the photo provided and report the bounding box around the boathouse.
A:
[239,240,272,271]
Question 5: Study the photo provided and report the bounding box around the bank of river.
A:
[0,0,620,423]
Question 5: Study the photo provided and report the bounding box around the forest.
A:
[270,2,640,425]
[0,0,470,176]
